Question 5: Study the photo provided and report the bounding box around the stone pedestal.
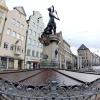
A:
[39,34,60,68]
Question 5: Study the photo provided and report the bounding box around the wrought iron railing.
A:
[0,91,99,100]
[0,78,100,100]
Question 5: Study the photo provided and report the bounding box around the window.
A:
[36,51,39,57]
[28,38,31,44]
[28,29,32,35]
[40,52,43,58]
[1,57,7,68]
[11,18,16,25]
[12,31,16,37]
[22,49,24,53]
[27,49,31,56]
[34,40,36,46]
[34,31,36,37]
[17,46,21,52]
[37,19,39,23]
[32,50,35,57]
[7,29,11,35]
[10,44,15,51]
[4,42,8,49]
[32,40,35,46]
[16,21,20,27]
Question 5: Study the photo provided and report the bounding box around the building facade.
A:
[77,44,92,69]
[77,44,100,69]
[63,40,77,70]
[57,32,76,70]
[63,39,72,69]
[92,53,100,66]
[25,11,44,69]
[0,6,27,69]
[71,54,77,70]
[0,0,8,46]
[57,32,65,69]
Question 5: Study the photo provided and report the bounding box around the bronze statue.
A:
[43,5,60,35]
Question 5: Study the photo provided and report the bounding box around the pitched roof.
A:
[13,6,26,16]
[78,44,89,51]
[63,39,70,47]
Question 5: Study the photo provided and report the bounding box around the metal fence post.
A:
[20,97,23,100]
[95,94,97,100]
[83,96,85,100]
[28,97,30,100]
[76,97,78,100]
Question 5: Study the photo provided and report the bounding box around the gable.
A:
[78,44,89,51]
[14,6,26,16]
[0,0,8,10]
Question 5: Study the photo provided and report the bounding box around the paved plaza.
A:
[92,66,100,70]
[59,70,100,83]
[1,69,100,86]
[0,69,82,86]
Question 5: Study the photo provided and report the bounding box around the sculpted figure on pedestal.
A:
[43,5,60,35]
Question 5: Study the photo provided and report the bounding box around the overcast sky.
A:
[6,0,100,55]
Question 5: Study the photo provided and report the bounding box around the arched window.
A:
[32,50,35,57]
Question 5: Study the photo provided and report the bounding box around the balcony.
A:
[14,45,22,56]
[14,50,21,56]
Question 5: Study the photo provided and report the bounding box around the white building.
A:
[0,4,27,70]
[0,0,8,44]
[25,11,44,69]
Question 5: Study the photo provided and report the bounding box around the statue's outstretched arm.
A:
[54,15,60,20]
[51,13,60,20]
[52,5,54,12]
[55,17,60,20]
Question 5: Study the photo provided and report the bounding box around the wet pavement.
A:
[0,70,42,82]
[59,70,100,82]
[19,69,82,86]
[1,69,99,86]
[0,69,82,86]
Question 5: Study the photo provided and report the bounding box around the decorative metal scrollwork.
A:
[0,78,100,99]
